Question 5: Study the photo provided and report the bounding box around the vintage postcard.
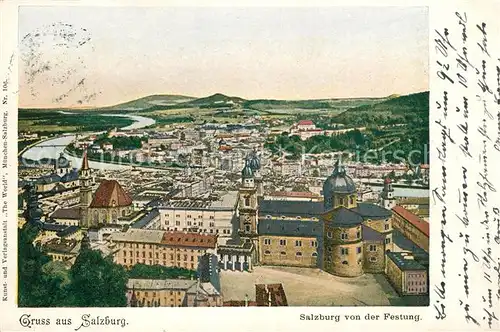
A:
[0,0,499,331]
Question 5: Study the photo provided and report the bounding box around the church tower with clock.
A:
[238,159,259,261]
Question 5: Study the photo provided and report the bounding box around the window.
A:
[209,216,214,220]
[149,252,152,258]
[264,238,271,245]
[341,248,349,255]
[245,197,250,206]
[266,215,271,219]
[280,251,286,256]
[385,238,391,244]
[142,252,145,258]
[349,196,354,205]
[296,216,301,220]
[342,260,348,265]
[245,225,251,232]
[295,240,302,247]
[356,231,361,238]
[312,252,318,257]
[311,241,318,247]
[124,259,127,263]
[187,221,192,226]
[341,233,348,240]
[279,239,287,246]
[327,231,333,238]
[176,214,180,218]
[123,251,127,256]
[281,216,286,220]
[356,247,362,254]
[209,222,215,227]
[369,257,377,262]
[369,245,377,252]
[190,256,194,262]
[296,252,302,257]
[385,224,390,230]
[184,255,188,261]
[264,250,271,255]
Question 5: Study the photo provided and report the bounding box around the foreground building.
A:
[223,283,288,306]
[127,278,222,307]
[218,159,394,277]
[385,251,428,296]
[111,229,217,270]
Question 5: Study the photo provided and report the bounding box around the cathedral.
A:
[79,150,134,228]
[220,157,394,277]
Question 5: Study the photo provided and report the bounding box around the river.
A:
[21,114,156,171]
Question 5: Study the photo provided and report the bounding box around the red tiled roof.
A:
[297,120,314,126]
[255,284,288,306]
[89,180,133,208]
[392,205,429,237]
[161,232,217,249]
[420,164,430,169]
[218,146,233,151]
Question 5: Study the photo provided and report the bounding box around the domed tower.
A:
[246,149,263,197]
[54,153,72,176]
[322,161,363,277]
[238,160,259,261]
[323,161,357,210]
[380,177,396,209]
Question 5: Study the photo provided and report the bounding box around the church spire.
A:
[81,148,90,171]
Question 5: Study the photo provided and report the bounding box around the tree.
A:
[68,249,128,307]
[128,264,197,280]
[18,223,51,307]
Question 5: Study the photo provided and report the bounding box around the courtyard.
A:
[220,265,401,306]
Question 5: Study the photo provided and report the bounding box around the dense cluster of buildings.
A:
[19,121,430,306]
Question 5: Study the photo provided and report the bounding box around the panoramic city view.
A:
[17,7,429,307]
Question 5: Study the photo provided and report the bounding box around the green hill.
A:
[100,94,196,111]
[178,93,246,108]
[334,91,429,126]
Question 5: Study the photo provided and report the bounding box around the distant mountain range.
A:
[20,91,428,114]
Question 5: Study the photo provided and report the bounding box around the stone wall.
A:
[362,240,385,273]
[259,235,318,268]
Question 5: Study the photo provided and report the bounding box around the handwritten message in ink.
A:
[432,6,500,330]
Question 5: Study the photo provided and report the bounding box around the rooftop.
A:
[259,200,323,218]
[90,179,133,208]
[255,283,288,306]
[392,205,429,237]
[127,278,196,290]
[50,207,81,220]
[386,252,427,271]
